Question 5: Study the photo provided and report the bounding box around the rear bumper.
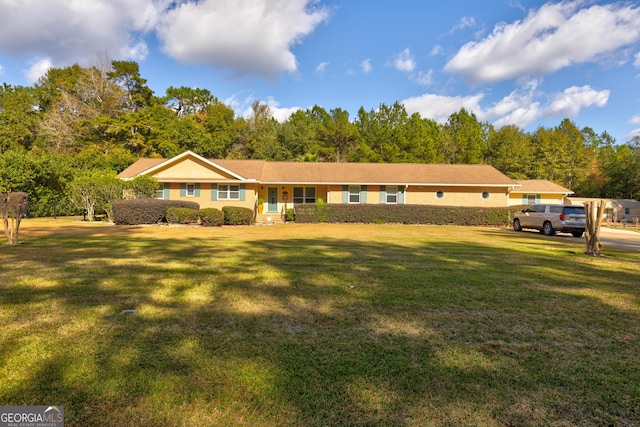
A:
[559,226,585,233]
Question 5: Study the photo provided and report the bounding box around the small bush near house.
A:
[166,207,200,225]
[113,199,200,225]
[294,204,522,226]
[222,206,253,225]
[199,208,224,227]
[285,208,295,222]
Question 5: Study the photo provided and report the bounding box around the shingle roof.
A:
[119,158,165,178]
[513,180,573,194]
[241,161,515,185]
[119,153,518,187]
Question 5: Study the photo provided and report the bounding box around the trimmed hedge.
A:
[294,204,525,226]
[166,207,200,225]
[200,208,224,227]
[222,206,253,225]
[112,199,200,225]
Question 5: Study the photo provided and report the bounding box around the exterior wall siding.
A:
[154,157,236,180]
[160,182,514,209]
[508,193,566,206]
[327,185,509,207]
[408,186,508,207]
[161,182,257,210]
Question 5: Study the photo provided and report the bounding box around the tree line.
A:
[1,59,639,217]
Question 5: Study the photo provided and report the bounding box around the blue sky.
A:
[1,0,640,143]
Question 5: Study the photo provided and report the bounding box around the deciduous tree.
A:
[68,170,123,221]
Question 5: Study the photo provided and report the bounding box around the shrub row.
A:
[293,204,525,226]
[166,206,251,226]
[113,199,200,225]
[112,199,252,226]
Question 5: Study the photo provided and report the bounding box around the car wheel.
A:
[513,219,522,232]
[542,222,555,236]
[572,231,583,238]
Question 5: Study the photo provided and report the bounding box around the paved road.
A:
[599,227,640,252]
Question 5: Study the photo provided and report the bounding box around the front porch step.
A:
[254,213,285,225]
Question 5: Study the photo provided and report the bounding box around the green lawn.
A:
[1,218,639,426]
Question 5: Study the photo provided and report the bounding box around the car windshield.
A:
[563,206,585,214]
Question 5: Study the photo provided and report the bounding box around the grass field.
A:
[1,218,639,426]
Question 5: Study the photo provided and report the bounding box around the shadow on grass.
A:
[1,224,639,426]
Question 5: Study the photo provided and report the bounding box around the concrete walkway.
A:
[599,227,640,251]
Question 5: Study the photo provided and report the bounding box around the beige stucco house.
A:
[118,151,576,219]
[119,151,520,214]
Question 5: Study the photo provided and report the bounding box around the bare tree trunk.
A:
[1,192,28,245]
[9,215,23,245]
[1,193,10,244]
[3,218,9,244]
[584,200,605,256]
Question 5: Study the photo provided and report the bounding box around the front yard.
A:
[1,219,639,426]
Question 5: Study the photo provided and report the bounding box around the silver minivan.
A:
[513,204,586,237]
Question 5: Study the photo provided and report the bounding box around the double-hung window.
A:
[293,187,316,204]
[186,184,196,197]
[349,186,361,204]
[219,184,240,200]
[386,186,398,204]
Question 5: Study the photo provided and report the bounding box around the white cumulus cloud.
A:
[547,85,609,117]
[156,0,329,79]
[444,1,640,83]
[0,0,160,71]
[25,57,54,84]
[392,48,416,73]
[403,83,609,130]
[402,93,485,124]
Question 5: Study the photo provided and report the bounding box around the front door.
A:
[267,187,278,212]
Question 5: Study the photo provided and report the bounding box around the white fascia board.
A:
[261,182,521,187]
[511,191,573,194]
[157,179,258,183]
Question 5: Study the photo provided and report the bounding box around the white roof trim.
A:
[157,179,257,183]
[259,182,521,187]
[140,150,249,181]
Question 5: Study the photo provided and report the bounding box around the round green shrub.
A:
[222,206,253,225]
[199,208,224,227]
[166,206,200,224]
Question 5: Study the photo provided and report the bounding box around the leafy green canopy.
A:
[0,58,638,218]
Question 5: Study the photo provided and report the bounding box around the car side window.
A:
[563,206,584,215]
[549,206,562,214]
[527,205,542,213]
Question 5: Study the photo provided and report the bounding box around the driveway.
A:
[599,227,640,252]
[508,227,640,251]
